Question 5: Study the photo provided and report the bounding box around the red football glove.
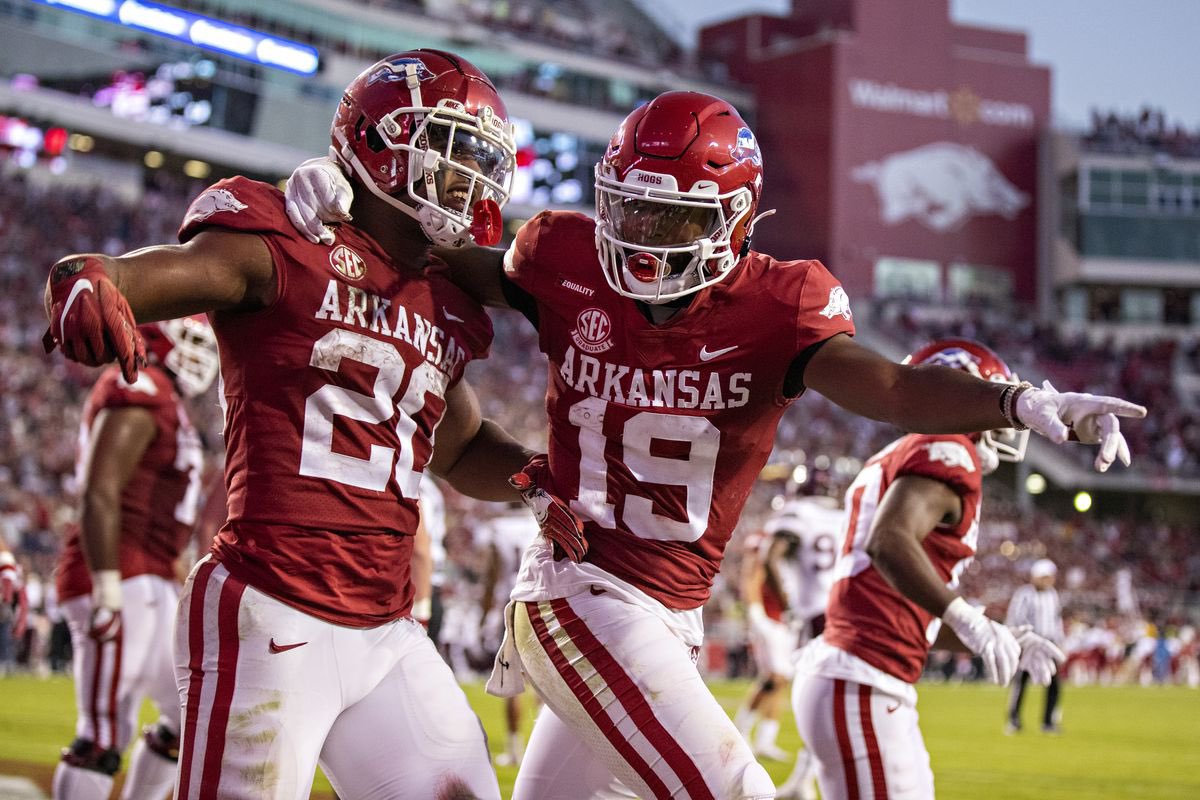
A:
[510,455,588,563]
[43,255,145,383]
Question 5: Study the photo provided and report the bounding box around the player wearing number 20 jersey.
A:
[182,176,492,627]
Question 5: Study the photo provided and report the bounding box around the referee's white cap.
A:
[1030,558,1058,579]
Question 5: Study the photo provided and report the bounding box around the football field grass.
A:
[1,674,1197,798]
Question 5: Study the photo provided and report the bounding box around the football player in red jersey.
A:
[791,339,1068,800]
[285,92,1144,800]
[40,50,582,800]
[51,316,217,800]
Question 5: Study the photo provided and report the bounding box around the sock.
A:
[122,737,177,800]
[52,762,115,800]
[507,731,524,761]
[755,719,781,750]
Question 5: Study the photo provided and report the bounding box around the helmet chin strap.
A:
[333,128,475,247]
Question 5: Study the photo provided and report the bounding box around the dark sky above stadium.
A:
[656,0,1200,131]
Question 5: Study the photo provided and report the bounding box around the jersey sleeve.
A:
[794,260,856,354]
[178,177,298,244]
[893,435,982,498]
[89,367,171,413]
[502,210,595,301]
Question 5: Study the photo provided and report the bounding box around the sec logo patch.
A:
[571,307,613,354]
[329,245,366,281]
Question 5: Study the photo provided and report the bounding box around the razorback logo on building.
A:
[852,142,1029,232]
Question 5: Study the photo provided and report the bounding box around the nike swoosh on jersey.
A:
[886,703,901,714]
[269,638,308,654]
[699,344,739,361]
[443,308,465,323]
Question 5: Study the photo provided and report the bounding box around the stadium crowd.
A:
[1084,106,1200,158]
[1,168,1196,693]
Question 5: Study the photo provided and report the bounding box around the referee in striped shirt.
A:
[1005,559,1065,734]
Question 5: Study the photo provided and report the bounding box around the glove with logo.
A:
[284,155,353,246]
[942,597,1021,686]
[88,570,123,644]
[1012,626,1067,686]
[43,255,144,383]
[1014,381,1147,473]
[509,455,587,563]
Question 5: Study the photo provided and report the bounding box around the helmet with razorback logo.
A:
[331,49,516,247]
[139,315,218,398]
[594,91,767,304]
[903,338,1029,472]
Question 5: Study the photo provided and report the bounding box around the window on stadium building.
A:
[873,258,941,300]
[948,263,1013,304]
[1119,288,1164,323]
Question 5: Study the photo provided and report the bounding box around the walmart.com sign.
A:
[848,79,1034,129]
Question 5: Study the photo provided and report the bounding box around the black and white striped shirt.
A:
[1005,584,1063,643]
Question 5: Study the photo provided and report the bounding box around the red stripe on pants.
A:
[857,684,889,800]
[551,598,714,800]
[832,679,860,800]
[526,601,672,800]
[177,559,218,800]
[87,633,104,745]
[197,571,247,798]
[107,633,123,747]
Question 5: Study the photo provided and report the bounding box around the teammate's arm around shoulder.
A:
[426,378,535,501]
[430,245,510,308]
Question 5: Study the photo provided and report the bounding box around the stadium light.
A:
[32,0,319,75]
[1073,491,1093,513]
[144,150,164,168]
[1025,472,1047,495]
[183,159,210,178]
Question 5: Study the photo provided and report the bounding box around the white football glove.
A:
[942,597,1021,686]
[284,155,354,245]
[1015,380,1147,472]
[1013,626,1067,686]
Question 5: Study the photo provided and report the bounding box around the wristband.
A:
[91,569,123,610]
[411,597,432,622]
[999,381,1033,431]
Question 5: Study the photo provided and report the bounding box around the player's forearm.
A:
[888,365,1013,433]
[435,420,535,501]
[80,489,123,574]
[867,530,957,618]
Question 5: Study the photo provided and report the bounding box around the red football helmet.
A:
[331,49,516,247]
[139,315,218,398]
[595,91,766,303]
[903,338,1029,469]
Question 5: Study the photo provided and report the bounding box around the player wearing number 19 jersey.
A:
[486,94,854,800]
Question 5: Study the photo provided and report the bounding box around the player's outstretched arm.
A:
[44,231,274,379]
[427,378,536,501]
[804,334,1147,472]
[866,474,1020,685]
